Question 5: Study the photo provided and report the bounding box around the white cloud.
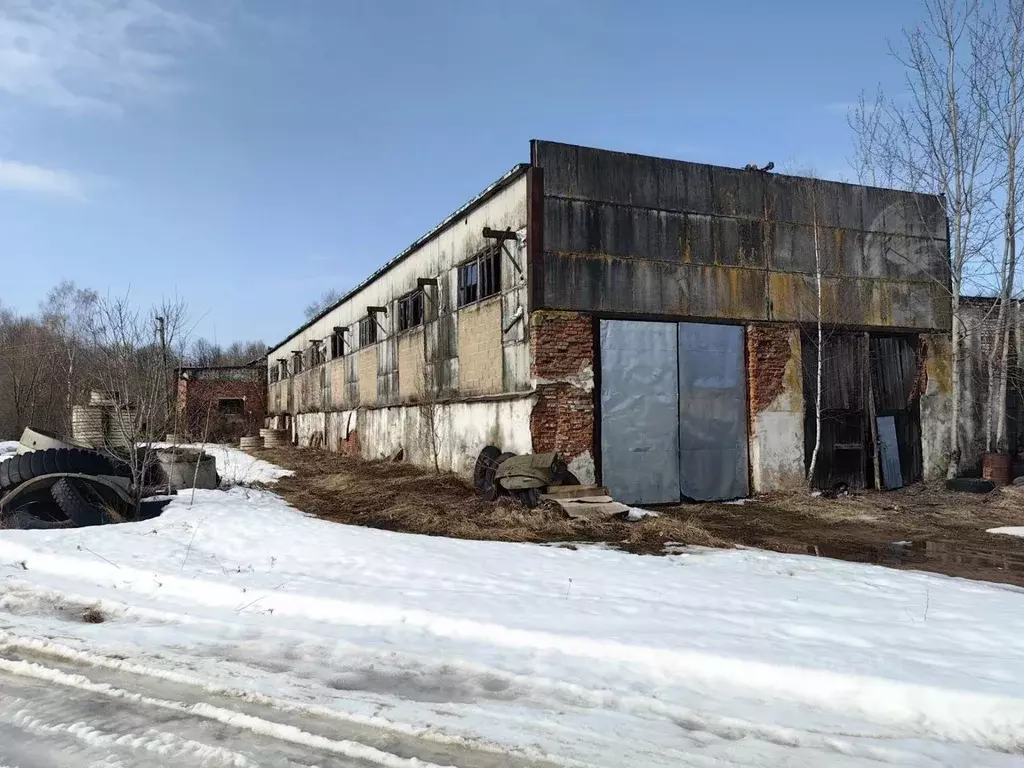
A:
[0,0,210,113]
[0,159,84,198]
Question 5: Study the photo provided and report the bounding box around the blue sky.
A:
[0,0,925,346]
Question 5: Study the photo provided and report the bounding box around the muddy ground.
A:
[253,447,1024,587]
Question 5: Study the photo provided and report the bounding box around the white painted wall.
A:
[293,397,535,477]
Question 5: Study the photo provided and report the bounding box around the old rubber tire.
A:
[51,478,108,527]
[5,510,76,530]
[474,446,501,493]
[0,448,119,493]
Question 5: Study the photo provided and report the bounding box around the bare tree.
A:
[39,281,100,434]
[973,0,1024,453]
[850,0,996,477]
[304,289,344,321]
[806,178,826,486]
[89,293,191,507]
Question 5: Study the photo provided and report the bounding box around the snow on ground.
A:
[0,485,1023,766]
[988,526,1024,538]
[153,442,294,486]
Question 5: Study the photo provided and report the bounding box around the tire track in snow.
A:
[4,536,1024,757]
[0,658,457,768]
[0,648,565,768]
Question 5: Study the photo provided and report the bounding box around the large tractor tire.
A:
[0,448,120,493]
[51,477,109,527]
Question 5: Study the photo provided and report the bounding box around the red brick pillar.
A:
[746,324,805,491]
[530,311,596,482]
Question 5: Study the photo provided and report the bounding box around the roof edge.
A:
[268,163,530,356]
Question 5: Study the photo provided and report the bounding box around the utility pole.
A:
[156,315,168,424]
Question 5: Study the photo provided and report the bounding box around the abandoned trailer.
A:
[265,141,951,504]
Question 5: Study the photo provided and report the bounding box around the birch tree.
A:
[975,0,1024,453]
[850,0,994,477]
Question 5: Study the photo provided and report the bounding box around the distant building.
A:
[177,365,266,442]
[265,141,952,503]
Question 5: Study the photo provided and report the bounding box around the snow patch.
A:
[987,526,1024,538]
[2,485,1024,765]
[152,443,293,486]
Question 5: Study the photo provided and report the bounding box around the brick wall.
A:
[457,297,503,396]
[529,311,595,469]
[747,325,799,417]
[178,378,266,441]
[397,328,426,400]
[746,323,805,491]
[358,348,377,406]
[328,357,346,410]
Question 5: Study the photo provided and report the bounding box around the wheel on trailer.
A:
[473,444,501,499]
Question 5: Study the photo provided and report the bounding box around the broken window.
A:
[311,341,325,366]
[292,353,304,374]
[279,360,289,379]
[458,244,501,308]
[269,366,279,384]
[458,262,478,307]
[330,329,345,358]
[398,291,424,331]
[479,243,501,300]
[358,316,378,347]
[218,398,245,415]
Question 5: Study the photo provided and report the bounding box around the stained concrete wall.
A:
[266,167,533,477]
[920,332,953,480]
[532,140,951,332]
[293,396,535,477]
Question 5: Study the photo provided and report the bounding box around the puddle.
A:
[804,539,1024,584]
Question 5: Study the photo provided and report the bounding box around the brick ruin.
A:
[529,311,595,471]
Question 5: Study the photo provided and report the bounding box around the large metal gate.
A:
[677,322,749,501]
[600,320,749,504]
[599,321,681,504]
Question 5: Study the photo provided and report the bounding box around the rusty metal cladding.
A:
[527,165,545,309]
[533,140,950,332]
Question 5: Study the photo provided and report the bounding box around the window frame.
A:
[398,290,424,332]
[358,316,378,348]
[330,330,345,359]
[457,243,501,308]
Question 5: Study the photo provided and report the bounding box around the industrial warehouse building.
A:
[266,140,952,504]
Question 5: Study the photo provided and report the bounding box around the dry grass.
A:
[82,606,105,624]
[254,448,727,554]
[247,446,1024,583]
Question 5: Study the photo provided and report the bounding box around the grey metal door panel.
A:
[678,323,749,500]
[600,320,681,505]
[876,415,903,489]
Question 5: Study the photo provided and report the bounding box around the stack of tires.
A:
[0,447,128,530]
[260,429,290,448]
